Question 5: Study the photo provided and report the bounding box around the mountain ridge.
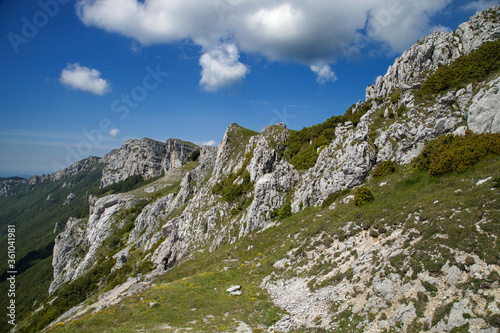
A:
[4,6,500,333]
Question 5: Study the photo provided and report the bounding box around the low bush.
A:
[372,160,396,178]
[413,132,500,175]
[212,170,254,203]
[390,89,402,104]
[493,176,500,188]
[488,314,500,328]
[271,200,292,220]
[354,187,374,206]
[188,149,201,162]
[432,302,454,326]
[212,151,255,203]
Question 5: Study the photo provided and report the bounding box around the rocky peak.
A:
[0,177,27,196]
[366,5,500,100]
[100,137,198,187]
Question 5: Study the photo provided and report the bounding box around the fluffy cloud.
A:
[77,0,454,89]
[202,140,217,146]
[310,65,337,85]
[109,129,120,138]
[366,0,453,52]
[59,63,110,95]
[460,0,499,12]
[199,44,249,91]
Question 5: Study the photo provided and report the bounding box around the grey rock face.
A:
[49,217,86,295]
[100,138,197,187]
[152,124,299,270]
[293,118,377,210]
[366,5,500,101]
[468,77,500,134]
[63,193,75,206]
[49,194,136,294]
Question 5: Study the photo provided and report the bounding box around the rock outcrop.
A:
[49,194,136,294]
[366,5,500,101]
[28,156,102,186]
[43,6,500,333]
[100,138,198,187]
[0,177,26,196]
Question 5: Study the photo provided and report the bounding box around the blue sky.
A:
[0,0,497,177]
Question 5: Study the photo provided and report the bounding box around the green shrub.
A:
[413,132,500,175]
[488,314,500,328]
[390,90,402,104]
[289,146,319,170]
[450,323,470,333]
[212,150,255,203]
[284,100,373,170]
[414,292,429,318]
[432,302,454,326]
[396,104,407,117]
[372,160,396,178]
[354,186,374,206]
[421,39,500,95]
[493,176,500,188]
[212,170,254,203]
[271,200,292,220]
[188,149,201,162]
[422,280,438,293]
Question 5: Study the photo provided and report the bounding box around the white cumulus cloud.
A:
[202,140,217,146]
[199,44,249,91]
[77,0,455,89]
[109,129,120,138]
[310,65,337,85]
[59,63,111,95]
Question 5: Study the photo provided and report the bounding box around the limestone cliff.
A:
[38,6,500,333]
[100,138,197,187]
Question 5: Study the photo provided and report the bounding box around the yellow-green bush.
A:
[413,132,500,175]
[390,89,401,104]
[372,160,396,178]
[354,186,374,206]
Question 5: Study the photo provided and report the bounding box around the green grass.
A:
[93,173,166,197]
[225,123,259,160]
[40,153,500,332]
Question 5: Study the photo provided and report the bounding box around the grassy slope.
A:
[44,153,499,332]
[0,165,103,330]
[14,162,207,333]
